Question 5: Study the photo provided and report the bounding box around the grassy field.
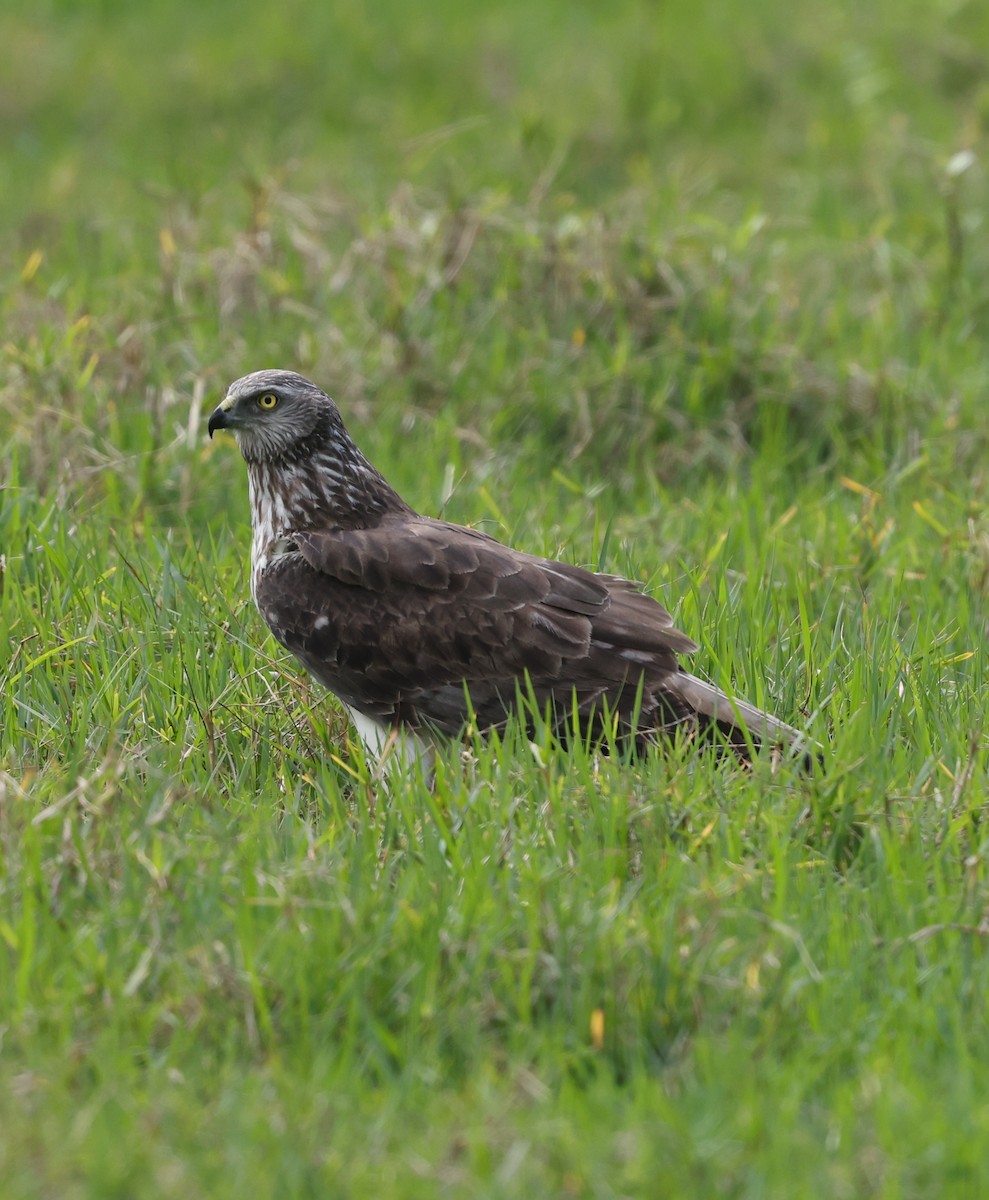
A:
[2,0,989,1195]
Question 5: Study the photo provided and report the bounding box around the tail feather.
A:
[667,671,813,757]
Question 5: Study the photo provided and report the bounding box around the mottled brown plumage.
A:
[208,370,803,763]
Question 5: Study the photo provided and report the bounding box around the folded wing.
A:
[255,516,713,738]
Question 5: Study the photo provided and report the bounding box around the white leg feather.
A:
[344,705,435,778]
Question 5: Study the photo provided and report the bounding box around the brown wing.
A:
[255,516,699,735]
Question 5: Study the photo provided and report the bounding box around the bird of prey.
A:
[208,370,803,768]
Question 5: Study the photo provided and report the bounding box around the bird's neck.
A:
[245,420,413,555]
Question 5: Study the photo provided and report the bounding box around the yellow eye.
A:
[257,392,279,410]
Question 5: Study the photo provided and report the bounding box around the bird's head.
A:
[208,370,337,462]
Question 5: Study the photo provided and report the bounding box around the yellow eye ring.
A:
[257,392,279,410]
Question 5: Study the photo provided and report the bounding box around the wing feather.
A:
[256,516,698,733]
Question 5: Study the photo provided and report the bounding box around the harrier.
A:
[208,370,804,766]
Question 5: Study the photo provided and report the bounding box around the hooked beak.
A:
[207,395,235,439]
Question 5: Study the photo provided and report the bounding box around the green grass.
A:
[2,0,989,1195]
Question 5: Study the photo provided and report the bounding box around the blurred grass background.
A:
[2,0,989,1196]
[4,0,989,503]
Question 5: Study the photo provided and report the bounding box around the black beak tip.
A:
[207,408,228,439]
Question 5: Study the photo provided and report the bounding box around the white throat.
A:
[248,471,297,600]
